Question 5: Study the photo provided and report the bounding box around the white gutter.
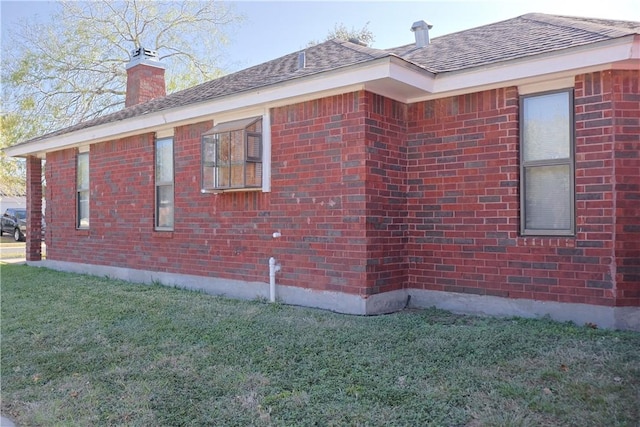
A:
[412,35,640,102]
[5,57,408,158]
[6,35,638,158]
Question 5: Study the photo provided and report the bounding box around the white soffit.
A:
[411,36,639,102]
[5,35,638,158]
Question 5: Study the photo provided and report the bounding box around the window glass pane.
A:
[218,166,231,187]
[156,138,173,182]
[203,165,215,189]
[78,190,89,228]
[247,134,261,160]
[230,164,244,187]
[246,119,262,133]
[525,165,571,230]
[77,153,89,189]
[523,92,570,161]
[246,162,262,187]
[157,185,174,228]
[218,133,231,166]
[203,139,216,164]
[230,130,244,162]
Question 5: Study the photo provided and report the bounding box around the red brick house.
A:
[7,14,640,330]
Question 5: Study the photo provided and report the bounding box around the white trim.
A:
[78,145,89,153]
[125,58,166,71]
[518,77,575,95]
[5,36,638,158]
[262,108,271,193]
[155,128,174,139]
[411,36,638,102]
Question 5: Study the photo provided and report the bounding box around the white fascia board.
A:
[410,36,639,102]
[6,57,420,158]
[388,59,436,93]
[7,36,637,158]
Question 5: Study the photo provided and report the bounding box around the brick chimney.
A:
[125,47,166,107]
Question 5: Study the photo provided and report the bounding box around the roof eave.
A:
[408,34,640,102]
[6,35,639,158]
[5,56,432,158]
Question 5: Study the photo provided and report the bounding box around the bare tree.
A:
[0,114,28,196]
[308,22,375,47]
[2,1,241,134]
[1,1,241,193]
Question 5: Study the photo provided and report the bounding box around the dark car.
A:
[0,208,27,241]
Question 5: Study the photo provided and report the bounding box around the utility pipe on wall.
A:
[269,256,280,303]
[269,231,282,302]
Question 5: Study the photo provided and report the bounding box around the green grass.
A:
[1,264,639,426]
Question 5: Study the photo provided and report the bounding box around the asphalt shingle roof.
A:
[389,13,640,73]
[14,13,640,147]
[20,39,387,144]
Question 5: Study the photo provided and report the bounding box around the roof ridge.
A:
[521,12,640,36]
[331,38,388,59]
[10,13,639,149]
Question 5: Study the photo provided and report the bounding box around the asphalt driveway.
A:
[0,235,45,263]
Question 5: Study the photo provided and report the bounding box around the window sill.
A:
[201,187,263,194]
[76,229,90,236]
[518,236,576,248]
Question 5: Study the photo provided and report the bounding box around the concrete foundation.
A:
[29,260,640,331]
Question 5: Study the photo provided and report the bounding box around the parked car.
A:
[1,208,27,241]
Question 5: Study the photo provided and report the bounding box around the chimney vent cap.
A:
[411,20,433,31]
[411,20,433,48]
[131,47,159,60]
[126,46,166,70]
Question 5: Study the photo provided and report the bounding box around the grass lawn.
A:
[1,264,639,426]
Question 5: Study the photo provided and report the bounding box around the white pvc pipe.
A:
[269,256,280,303]
[269,231,282,302]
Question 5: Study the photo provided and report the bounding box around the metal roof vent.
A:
[348,37,367,46]
[411,20,433,48]
[297,51,306,70]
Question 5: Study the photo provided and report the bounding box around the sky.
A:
[1,0,639,73]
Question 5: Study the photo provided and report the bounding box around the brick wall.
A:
[406,88,524,299]
[270,92,370,295]
[405,71,638,307]
[45,148,77,261]
[608,70,640,306]
[26,156,42,261]
[363,93,408,295]
[43,74,638,308]
[44,91,375,295]
[575,70,639,307]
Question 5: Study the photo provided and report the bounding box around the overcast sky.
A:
[1,0,639,72]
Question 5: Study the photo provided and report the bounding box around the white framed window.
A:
[76,152,89,229]
[155,136,174,230]
[520,89,575,236]
[201,115,269,193]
